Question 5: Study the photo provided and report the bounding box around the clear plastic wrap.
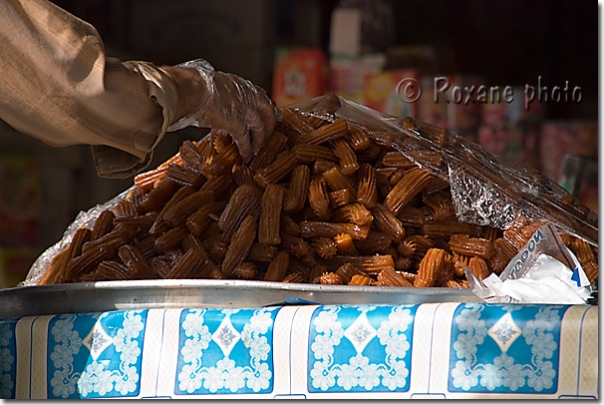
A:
[22,94,598,287]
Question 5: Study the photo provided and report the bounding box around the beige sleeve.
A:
[0,0,180,178]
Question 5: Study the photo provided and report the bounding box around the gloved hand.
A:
[164,59,279,162]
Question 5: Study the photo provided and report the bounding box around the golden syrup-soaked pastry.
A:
[324,254,395,276]
[181,234,210,261]
[348,273,373,286]
[334,233,359,256]
[347,126,371,151]
[420,206,435,222]
[64,246,113,282]
[493,237,518,259]
[322,166,357,200]
[264,251,290,282]
[502,226,529,252]
[249,131,288,171]
[154,226,188,254]
[127,186,147,214]
[422,176,450,195]
[114,213,157,234]
[113,199,138,218]
[356,143,382,163]
[279,233,311,259]
[211,131,234,154]
[150,255,173,278]
[422,191,455,221]
[41,239,78,285]
[300,117,348,145]
[149,185,195,236]
[300,221,370,241]
[233,165,256,188]
[388,168,407,187]
[569,237,598,282]
[292,144,337,164]
[397,271,417,284]
[380,151,415,169]
[434,252,455,287]
[518,220,548,239]
[165,247,205,279]
[355,231,393,255]
[288,256,312,282]
[164,190,214,228]
[332,203,373,226]
[372,203,405,243]
[308,178,331,219]
[313,159,337,175]
[179,140,203,172]
[281,108,315,137]
[307,113,330,130]
[396,205,424,228]
[81,228,129,258]
[117,245,156,279]
[414,248,448,287]
[234,262,258,280]
[134,165,169,193]
[247,243,277,263]
[417,123,448,147]
[448,234,493,259]
[376,267,413,287]
[407,150,444,168]
[222,215,257,277]
[320,272,343,285]
[368,130,394,146]
[280,212,301,236]
[166,164,206,189]
[219,183,261,243]
[282,272,305,283]
[254,151,298,188]
[309,264,328,284]
[468,256,490,281]
[138,177,179,214]
[95,261,131,281]
[558,231,573,246]
[481,226,500,243]
[259,184,285,245]
[445,279,469,288]
[331,138,359,176]
[384,166,433,215]
[335,262,365,284]
[311,237,338,259]
[421,219,480,238]
[186,201,226,236]
[200,171,233,201]
[328,189,352,210]
[356,163,377,209]
[284,165,310,214]
[452,252,471,277]
[91,210,115,240]
[395,255,413,271]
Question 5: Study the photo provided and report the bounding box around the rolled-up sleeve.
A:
[0,0,179,177]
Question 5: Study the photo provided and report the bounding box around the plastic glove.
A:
[166,59,279,162]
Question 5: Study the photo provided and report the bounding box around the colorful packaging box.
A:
[328,54,386,106]
[1,303,597,399]
[363,69,418,118]
[272,48,328,107]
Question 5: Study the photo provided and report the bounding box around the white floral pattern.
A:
[48,311,146,399]
[449,304,565,393]
[0,320,15,399]
[176,308,277,395]
[309,305,415,392]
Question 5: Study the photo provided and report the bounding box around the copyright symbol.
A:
[396,78,422,103]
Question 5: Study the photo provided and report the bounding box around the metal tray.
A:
[0,279,481,318]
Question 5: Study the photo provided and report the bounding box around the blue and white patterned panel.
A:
[0,318,18,399]
[307,305,418,393]
[174,307,280,395]
[46,310,148,399]
[448,303,569,394]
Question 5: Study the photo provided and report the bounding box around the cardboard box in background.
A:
[364,69,418,119]
[272,48,328,107]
